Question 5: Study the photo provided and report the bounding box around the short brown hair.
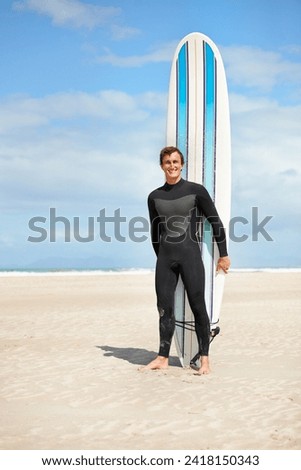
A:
[159,146,185,165]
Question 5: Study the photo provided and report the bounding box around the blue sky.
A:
[0,0,300,269]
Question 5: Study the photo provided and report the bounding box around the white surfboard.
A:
[166,32,231,367]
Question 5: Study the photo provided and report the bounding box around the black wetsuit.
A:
[148,178,228,359]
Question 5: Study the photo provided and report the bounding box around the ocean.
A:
[0,267,300,276]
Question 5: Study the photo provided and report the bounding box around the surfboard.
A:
[166,32,231,367]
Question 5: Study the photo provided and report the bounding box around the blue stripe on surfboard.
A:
[203,42,215,197]
[202,41,217,323]
[177,42,188,177]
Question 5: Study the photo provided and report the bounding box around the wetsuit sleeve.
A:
[196,186,228,257]
[147,195,161,256]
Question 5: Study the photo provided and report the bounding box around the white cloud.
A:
[218,44,301,235]
[0,90,166,134]
[13,0,121,29]
[280,44,301,56]
[222,45,301,92]
[228,94,277,114]
[110,24,140,41]
[95,41,177,67]
[0,90,166,212]
[229,92,301,222]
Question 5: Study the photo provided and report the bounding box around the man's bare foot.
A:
[197,356,210,375]
[139,355,169,371]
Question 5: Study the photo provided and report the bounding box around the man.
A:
[142,146,230,374]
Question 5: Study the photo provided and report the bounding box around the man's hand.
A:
[216,256,231,274]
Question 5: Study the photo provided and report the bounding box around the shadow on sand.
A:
[96,345,181,368]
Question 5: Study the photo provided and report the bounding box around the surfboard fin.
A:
[190,352,201,367]
[209,326,220,343]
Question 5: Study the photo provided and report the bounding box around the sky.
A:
[0,0,301,270]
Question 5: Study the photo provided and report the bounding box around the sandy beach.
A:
[0,270,300,450]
